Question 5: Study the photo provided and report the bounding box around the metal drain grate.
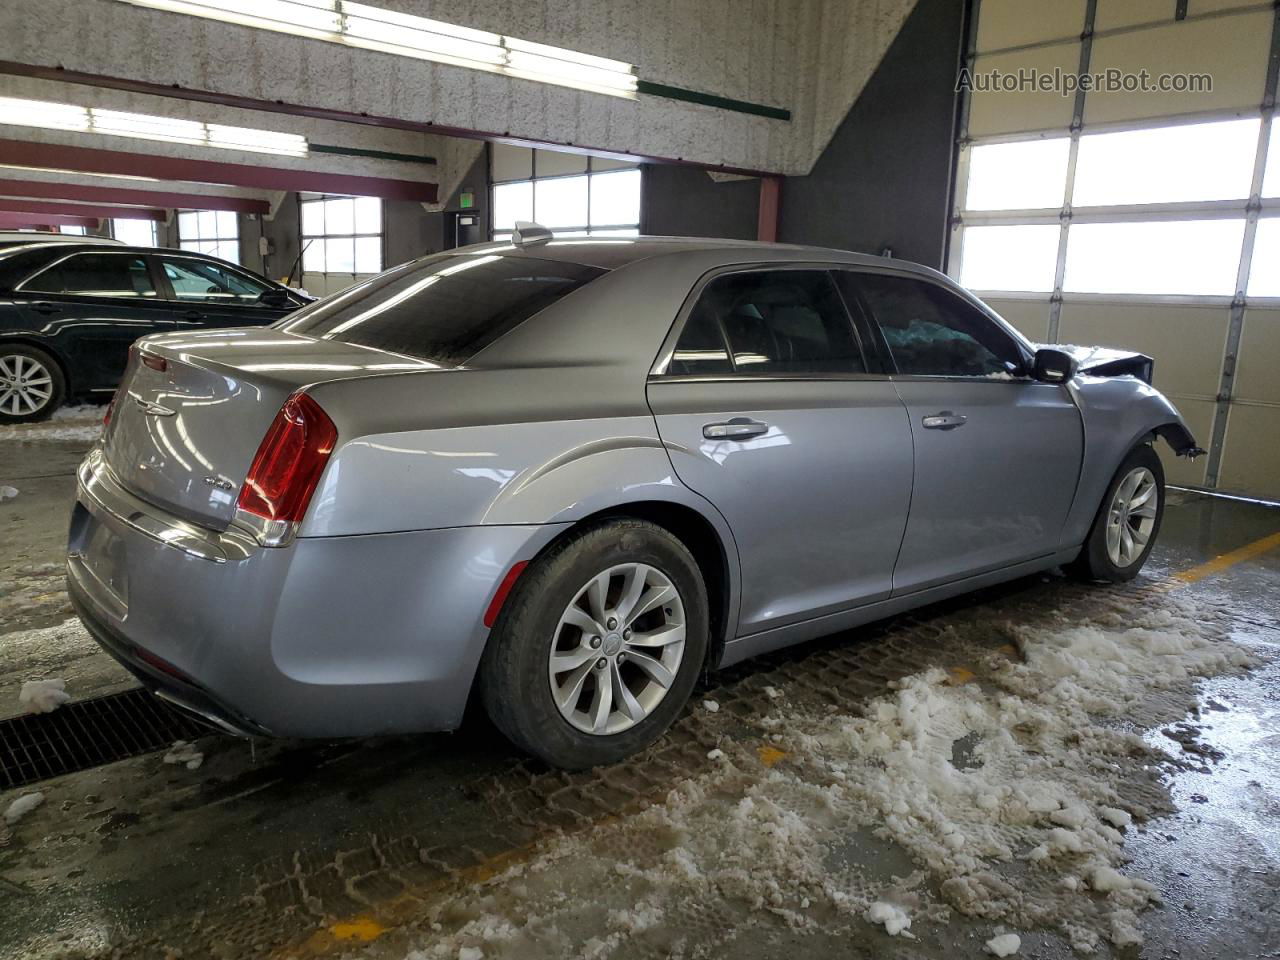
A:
[0,688,209,789]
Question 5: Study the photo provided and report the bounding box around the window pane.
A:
[589,228,641,237]
[958,224,1060,292]
[216,240,240,264]
[534,175,589,228]
[301,201,325,237]
[688,271,865,374]
[178,211,198,239]
[196,210,216,238]
[493,182,533,231]
[302,236,325,272]
[281,254,606,365]
[216,210,238,238]
[27,254,156,298]
[849,273,1021,378]
[1247,218,1280,297]
[112,218,155,246]
[964,138,1070,211]
[1073,119,1260,206]
[589,169,641,226]
[493,231,513,242]
[354,197,381,234]
[1064,220,1245,295]
[354,236,382,274]
[180,240,198,252]
[327,236,355,273]
[668,303,732,375]
[1264,123,1280,198]
[324,198,355,237]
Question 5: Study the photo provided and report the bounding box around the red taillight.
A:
[235,393,337,526]
[141,352,167,372]
[484,561,529,627]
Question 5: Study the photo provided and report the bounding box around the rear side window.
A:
[23,253,156,298]
[841,273,1022,378]
[667,269,865,376]
[280,254,604,365]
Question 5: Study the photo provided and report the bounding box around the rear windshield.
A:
[278,253,606,365]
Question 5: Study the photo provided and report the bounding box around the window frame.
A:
[299,194,384,276]
[490,155,642,240]
[16,250,165,300]
[152,252,275,307]
[177,210,241,265]
[650,262,885,381]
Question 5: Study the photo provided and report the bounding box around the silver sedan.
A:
[66,235,1202,768]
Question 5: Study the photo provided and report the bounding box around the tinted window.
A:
[668,270,864,375]
[24,254,156,298]
[160,257,270,304]
[280,254,604,365]
[843,273,1022,378]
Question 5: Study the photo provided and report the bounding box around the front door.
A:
[647,267,914,637]
[838,270,1083,595]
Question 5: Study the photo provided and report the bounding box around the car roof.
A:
[460,234,949,281]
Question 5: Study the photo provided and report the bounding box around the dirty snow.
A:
[163,741,204,771]
[4,791,44,825]
[19,677,70,713]
[388,592,1247,959]
[703,699,720,713]
[0,485,17,501]
[0,403,103,443]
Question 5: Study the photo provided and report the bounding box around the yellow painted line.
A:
[757,745,787,767]
[1168,529,1280,586]
[328,917,386,942]
[946,666,976,685]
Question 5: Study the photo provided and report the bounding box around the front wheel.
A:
[480,519,709,769]
[1069,443,1164,583]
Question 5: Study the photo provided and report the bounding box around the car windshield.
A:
[278,252,606,365]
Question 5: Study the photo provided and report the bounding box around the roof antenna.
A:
[512,220,553,246]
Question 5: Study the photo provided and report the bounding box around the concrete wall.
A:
[779,0,964,268]
[641,166,759,241]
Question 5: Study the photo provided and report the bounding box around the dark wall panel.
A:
[641,165,759,241]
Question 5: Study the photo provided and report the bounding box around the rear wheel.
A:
[480,519,708,769]
[0,345,65,424]
[1069,443,1164,583]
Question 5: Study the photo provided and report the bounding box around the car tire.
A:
[1068,442,1165,583]
[480,518,709,770]
[0,344,65,424]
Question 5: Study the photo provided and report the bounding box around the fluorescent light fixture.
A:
[113,0,639,98]
[0,96,309,157]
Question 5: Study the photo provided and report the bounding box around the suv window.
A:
[668,270,865,376]
[842,273,1022,378]
[279,253,605,365]
[23,253,156,298]
[160,257,270,304]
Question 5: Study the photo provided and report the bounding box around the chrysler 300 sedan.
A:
[66,234,1202,768]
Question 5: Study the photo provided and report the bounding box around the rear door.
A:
[153,253,293,330]
[837,270,1084,595]
[646,266,914,637]
[15,251,174,390]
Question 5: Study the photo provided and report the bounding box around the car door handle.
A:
[30,301,61,315]
[921,411,967,430]
[703,418,769,440]
[180,310,205,323]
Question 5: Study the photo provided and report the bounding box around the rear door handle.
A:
[921,411,967,430]
[180,310,205,323]
[703,418,769,440]
[30,301,61,315]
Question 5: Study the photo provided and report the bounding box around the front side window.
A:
[843,273,1022,378]
[159,257,270,304]
[23,254,156,298]
[280,253,604,365]
[667,270,865,376]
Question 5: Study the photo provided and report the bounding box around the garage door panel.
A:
[1159,396,1214,487]
[968,44,1080,137]
[1218,403,1280,497]
[1233,308,1280,405]
[977,0,1086,52]
[1095,0,1172,32]
[1058,301,1228,398]
[1085,12,1272,124]
[985,297,1052,341]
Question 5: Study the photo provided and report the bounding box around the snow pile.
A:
[0,485,17,501]
[4,791,44,825]
[0,404,103,443]
[0,566,75,628]
[389,591,1246,959]
[19,678,71,713]
[163,740,204,770]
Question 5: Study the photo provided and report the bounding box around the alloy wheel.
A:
[1106,466,1158,568]
[548,562,687,736]
[0,354,55,417]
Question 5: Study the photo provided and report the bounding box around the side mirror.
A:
[258,288,291,308]
[1032,347,1078,384]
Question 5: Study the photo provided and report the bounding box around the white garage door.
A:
[949,0,1280,500]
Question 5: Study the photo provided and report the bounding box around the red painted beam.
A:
[0,138,437,203]
[0,178,271,214]
[0,198,166,221]
[757,176,780,243]
[0,60,780,179]
[0,212,100,229]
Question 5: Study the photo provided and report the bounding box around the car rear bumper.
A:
[68,449,567,738]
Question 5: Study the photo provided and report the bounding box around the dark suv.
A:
[0,241,309,422]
